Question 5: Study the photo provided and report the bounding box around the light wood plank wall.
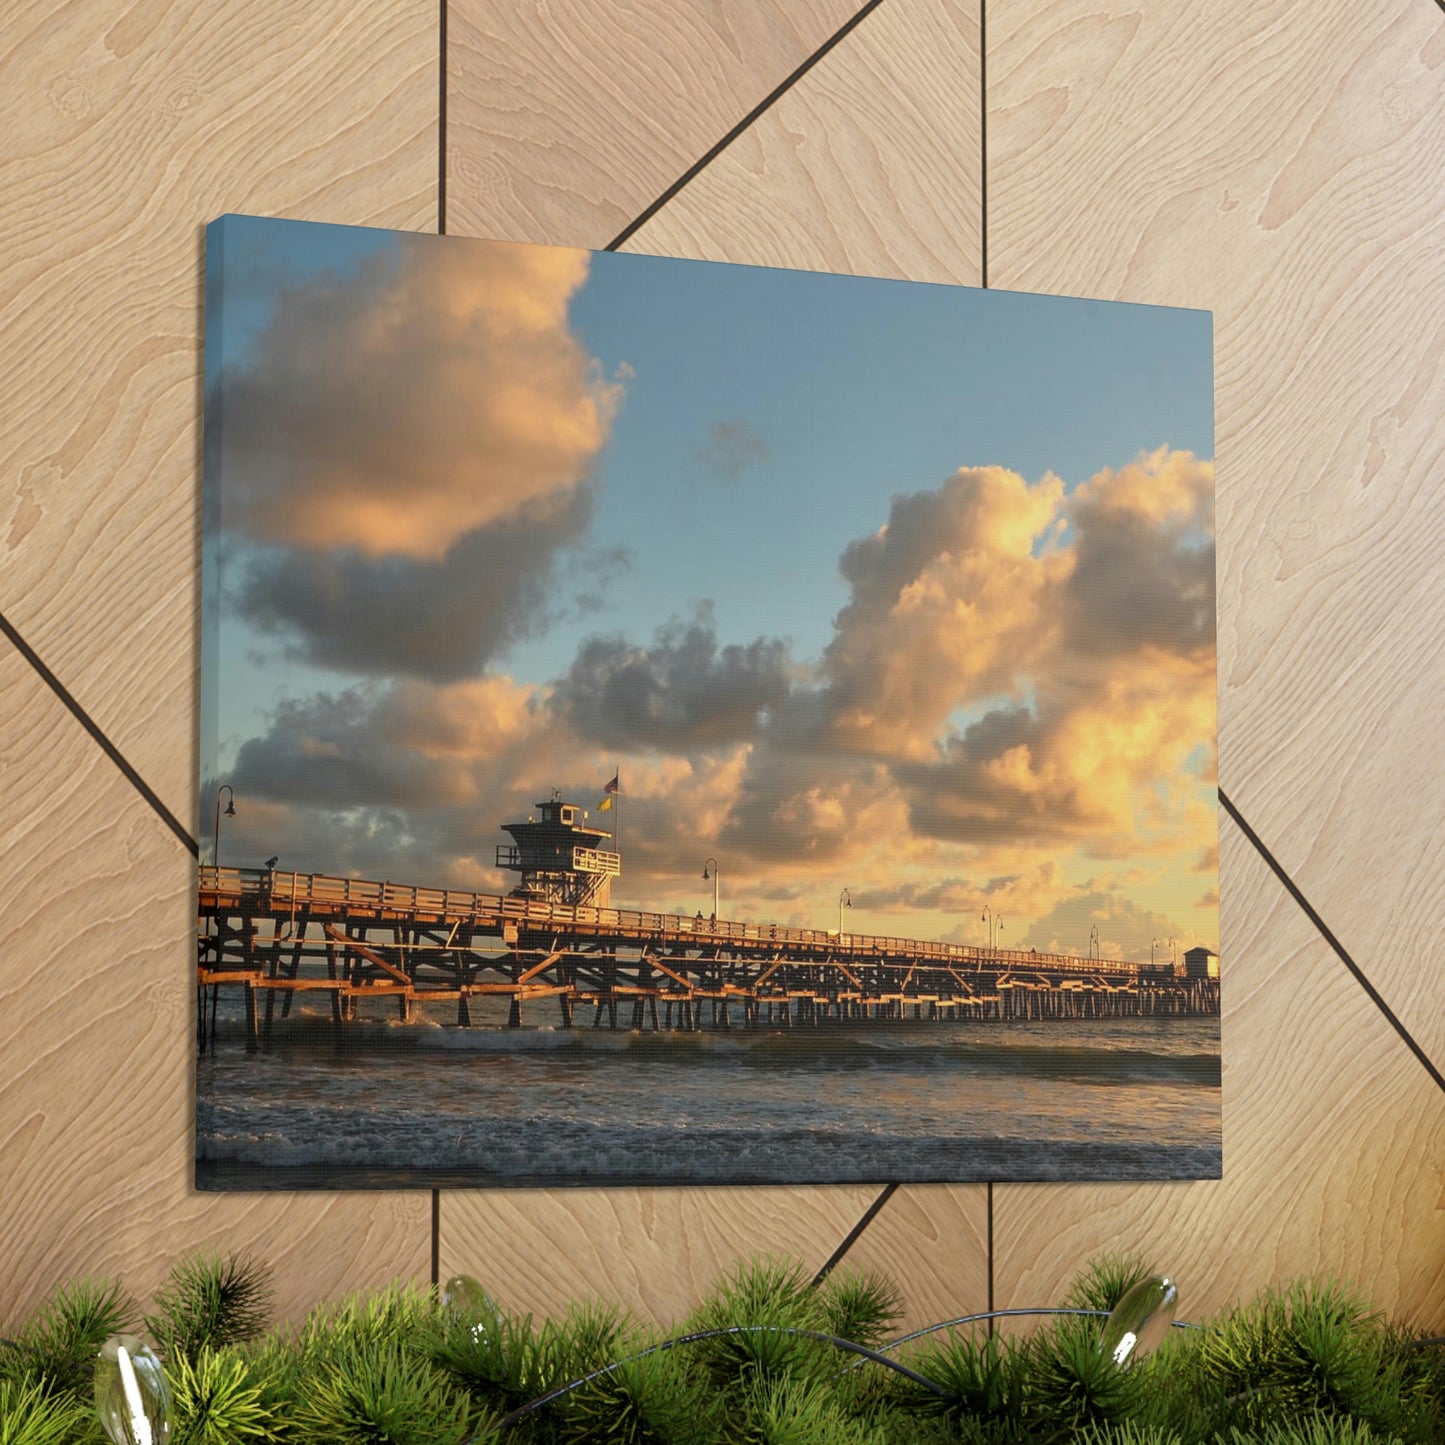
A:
[2,0,1441,1337]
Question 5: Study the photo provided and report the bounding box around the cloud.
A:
[1021,889,1197,960]
[898,646,1217,851]
[817,465,1068,755]
[717,750,908,867]
[549,607,794,751]
[213,441,1218,942]
[1064,447,1215,658]
[233,484,597,681]
[218,236,620,560]
[216,233,627,679]
[694,419,768,479]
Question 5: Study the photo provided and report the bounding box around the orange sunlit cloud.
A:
[222,241,623,560]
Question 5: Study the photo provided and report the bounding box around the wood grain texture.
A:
[0,0,437,834]
[833,1185,990,1332]
[440,1186,882,1325]
[625,0,981,285]
[445,0,862,248]
[994,820,1445,1328]
[988,0,1445,1068]
[0,644,429,1329]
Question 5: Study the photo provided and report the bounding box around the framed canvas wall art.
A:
[198,215,1219,1190]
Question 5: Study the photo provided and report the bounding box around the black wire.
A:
[475,1324,954,1436]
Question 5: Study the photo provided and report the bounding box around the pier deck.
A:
[196,867,1219,1049]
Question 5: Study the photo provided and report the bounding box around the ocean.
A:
[195,1003,1221,1189]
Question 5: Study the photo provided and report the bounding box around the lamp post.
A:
[982,905,1003,954]
[213,785,236,870]
[1152,937,1159,967]
[838,887,852,936]
[702,857,719,921]
[1089,924,1100,961]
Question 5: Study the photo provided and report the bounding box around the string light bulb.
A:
[442,1274,506,1359]
[95,1335,170,1445]
[1100,1276,1179,1366]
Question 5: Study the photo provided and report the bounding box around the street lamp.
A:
[1152,937,1159,967]
[213,785,236,870]
[982,905,1004,953]
[1089,924,1100,961]
[838,887,852,936]
[702,857,719,921]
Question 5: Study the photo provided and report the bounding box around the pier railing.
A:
[197,866,1139,977]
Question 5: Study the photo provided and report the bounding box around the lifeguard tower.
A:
[497,791,621,907]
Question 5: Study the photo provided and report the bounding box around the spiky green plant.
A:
[293,1282,440,1365]
[1074,1424,1185,1445]
[1022,1314,1150,1441]
[1223,1415,1400,1443]
[168,1344,274,1444]
[732,1373,886,1445]
[1189,1280,1403,1435]
[3,1279,131,1403]
[145,1252,272,1362]
[551,1340,714,1444]
[816,1270,902,1352]
[289,1337,488,1444]
[907,1325,1028,1436]
[1067,1254,1156,1314]
[0,1377,99,1445]
[688,1259,834,1389]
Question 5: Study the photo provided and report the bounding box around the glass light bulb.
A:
[95,1335,171,1445]
[442,1274,505,1354]
[1099,1276,1178,1366]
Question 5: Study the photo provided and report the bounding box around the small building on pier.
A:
[497,792,621,907]
[1184,946,1219,979]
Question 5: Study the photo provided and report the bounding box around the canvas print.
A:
[198,215,1219,1189]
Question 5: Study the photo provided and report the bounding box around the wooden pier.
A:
[196,867,1219,1049]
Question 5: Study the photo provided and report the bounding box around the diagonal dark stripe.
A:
[811,1183,899,1285]
[431,1189,441,1287]
[980,0,988,288]
[439,0,448,235]
[604,0,889,253]
[0,608,199,857]
[1218,786,1445,1094]
[986,1182,994,1325]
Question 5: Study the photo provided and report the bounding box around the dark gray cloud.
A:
[717,749,896,866]
[550,610,793,751]
[895,705,1073,846]
[232,485,595,681]
[1065,510,1215,657]
[694,419,767,480]
[227,688,457,811]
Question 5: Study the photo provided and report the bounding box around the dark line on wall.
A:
[1218,786,1445,1095]
[986,1182,995,1332]
[811,1183,899,1286]
[0,608,199,857]
[431,1189,441,1287]
[438,0,448,234]
[604,0,889,253]
[979,0,987,288]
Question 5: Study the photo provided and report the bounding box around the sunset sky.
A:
[202,216,1217,960]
